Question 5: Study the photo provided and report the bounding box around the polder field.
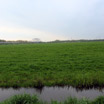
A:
[0,41,104,87]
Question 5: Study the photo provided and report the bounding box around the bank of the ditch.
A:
[0,42,104,87]
[0,94,104,104]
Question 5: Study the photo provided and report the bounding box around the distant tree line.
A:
[0,39,42,44]
[0,39,29,44]
[0,39,6,42]
[0,39,104,44]
[49,39,104,43]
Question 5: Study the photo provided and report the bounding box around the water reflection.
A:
[0,86,104,102]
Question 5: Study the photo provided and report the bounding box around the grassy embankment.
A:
[0,42,104,87]
[0,94,104,104]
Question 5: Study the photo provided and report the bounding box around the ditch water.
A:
[0,86,104,102]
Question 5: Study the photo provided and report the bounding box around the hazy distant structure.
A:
[32,38,41,43]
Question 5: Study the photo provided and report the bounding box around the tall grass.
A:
[0,94,40,104]
[0,94,104,104]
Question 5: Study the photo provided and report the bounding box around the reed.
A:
[0,94,104,104]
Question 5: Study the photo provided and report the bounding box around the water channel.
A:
[0,86,104,102]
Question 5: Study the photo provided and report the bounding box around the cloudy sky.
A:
[0,0,104,41]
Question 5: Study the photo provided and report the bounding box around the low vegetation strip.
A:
[0,94,104,104]
[0,42,104,87]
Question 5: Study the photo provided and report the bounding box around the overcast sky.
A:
[0,0,104,41]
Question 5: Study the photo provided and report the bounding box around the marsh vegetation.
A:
[1,94,104,104]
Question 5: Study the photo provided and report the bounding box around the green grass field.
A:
[0,42,104,87]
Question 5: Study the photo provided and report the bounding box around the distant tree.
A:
[16,40,28,43]
[51,40,61,43]
[54,39,60,42]
[32,38,41,42]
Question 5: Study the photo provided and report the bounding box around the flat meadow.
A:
[0,41,104,87]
